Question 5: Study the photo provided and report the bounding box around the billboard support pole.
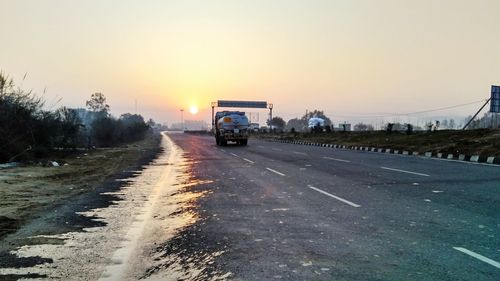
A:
[268,103,273,129]
[211,102,217,131]
[462,98,490,130]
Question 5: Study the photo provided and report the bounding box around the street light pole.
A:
[180,109,184,131]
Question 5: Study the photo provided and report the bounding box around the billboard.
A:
[491,85,500,113]
[217,100,268,108]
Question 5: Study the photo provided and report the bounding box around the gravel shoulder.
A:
[0,133,162,257]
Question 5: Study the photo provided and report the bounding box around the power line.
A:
[329,99,487,119]
[393,99,487,116]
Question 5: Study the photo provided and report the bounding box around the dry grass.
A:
[259,129,500,157]
[0,134,161,238]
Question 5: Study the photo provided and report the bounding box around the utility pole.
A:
[462,98,490,130]
[180,109,184,131]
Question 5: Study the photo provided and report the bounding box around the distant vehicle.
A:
[249,123,260,132]
[308,117,325,129]
[214,111,249,146]
[259,126,268,133]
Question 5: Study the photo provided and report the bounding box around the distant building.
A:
[170,120,210,131]
[333,123,351,132]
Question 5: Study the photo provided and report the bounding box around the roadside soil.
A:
[0,133,162,241]
[257,129,500,157]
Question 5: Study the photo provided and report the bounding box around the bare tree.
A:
[86,92,110,114]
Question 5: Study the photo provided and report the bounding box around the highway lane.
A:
[167,133,499,280]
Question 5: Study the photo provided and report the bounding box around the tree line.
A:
[0,73,152,163]
[267,111,499,133]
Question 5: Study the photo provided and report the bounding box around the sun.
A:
[189,105,198,115]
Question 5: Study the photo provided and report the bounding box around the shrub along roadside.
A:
[0,72,152,163]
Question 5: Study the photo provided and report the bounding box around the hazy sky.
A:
[1,0,499,126]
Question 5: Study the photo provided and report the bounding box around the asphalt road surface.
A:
[166,133,499,281]
[1,132,498,281]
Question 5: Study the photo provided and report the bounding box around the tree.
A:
[285,118,307,132]
[0,72,46,161]
[449,119,456,129]
[147,118,156,128]
[301,110,332,125]
[86,92,110,115]
[55,107,84,149]
[353,123,374,131]
[269,117,286,129]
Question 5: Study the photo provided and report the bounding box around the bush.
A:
[90,114,150,147]
[0,72,150,162]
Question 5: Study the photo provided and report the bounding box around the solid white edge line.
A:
[323,156,351,163]
[266,167,286,176]
[380,166,430,177]
[243,158,255,164]
[453,247,500,269]
[307,185,360,208]
[230,153,239,158]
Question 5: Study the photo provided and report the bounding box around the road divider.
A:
[453,247,500,269]
[266,167,286,176]
[307,185,360,208]
[380,166,430,177]
[323,156,351,163]
[262,139,500,165]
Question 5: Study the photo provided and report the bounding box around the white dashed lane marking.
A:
[243,158,255,164]
[266,168,286,176]
[453,247,500,269]
[380,166,430,177]
[323,156,351,163]
[307,185,360,208]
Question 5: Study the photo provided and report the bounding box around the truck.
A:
[214,111,249,146]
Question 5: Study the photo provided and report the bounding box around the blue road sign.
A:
[491,85,500,113]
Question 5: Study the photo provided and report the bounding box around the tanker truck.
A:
[214,111,249,146]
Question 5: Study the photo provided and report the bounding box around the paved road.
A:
[167,133,500,281]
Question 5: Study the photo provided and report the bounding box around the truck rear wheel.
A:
[221,138,227,146]
[241,139,248,146]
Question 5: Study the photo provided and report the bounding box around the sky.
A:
[1,0,499,127]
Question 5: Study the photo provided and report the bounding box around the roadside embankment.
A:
[0,133,162,240]
[255,129,500,158]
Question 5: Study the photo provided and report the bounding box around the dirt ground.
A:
[258,129,500,157]
[0,133,162,240]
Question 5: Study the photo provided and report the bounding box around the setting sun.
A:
[189,105,198,115]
